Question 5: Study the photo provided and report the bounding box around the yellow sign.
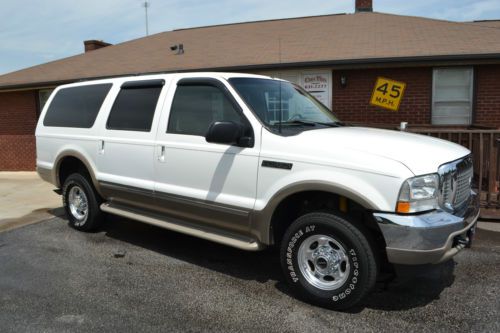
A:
[370,77,406,111]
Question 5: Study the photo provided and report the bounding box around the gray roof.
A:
[1,12,500,90]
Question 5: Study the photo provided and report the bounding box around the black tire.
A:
[62,173,104,231]
[280,212,378,310]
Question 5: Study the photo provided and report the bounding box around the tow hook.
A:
[455,236,469,248]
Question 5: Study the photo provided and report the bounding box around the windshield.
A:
[229,78,340,130]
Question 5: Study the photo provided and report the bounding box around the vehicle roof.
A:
[56,72,274,89]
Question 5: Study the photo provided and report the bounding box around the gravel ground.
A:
[0,216,499,333]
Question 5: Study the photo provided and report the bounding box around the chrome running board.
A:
[100,202,262,251]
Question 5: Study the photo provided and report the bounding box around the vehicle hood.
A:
[297,127,470,175]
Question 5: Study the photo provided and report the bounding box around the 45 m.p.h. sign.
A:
[370,77,406,112]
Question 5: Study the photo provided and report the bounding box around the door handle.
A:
[158,145,166,162]
[99,140,105,154]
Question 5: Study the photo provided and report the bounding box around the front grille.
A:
[438,156,473,212]
[454,165,474,206]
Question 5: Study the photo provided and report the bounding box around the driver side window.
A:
[167,84,244,136]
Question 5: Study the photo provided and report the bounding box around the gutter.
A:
[1,53,500,92]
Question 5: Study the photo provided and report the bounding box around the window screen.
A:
[43,84,111,128]
[432,68,473,125]
[106,81,163,132]
[167,85,244,136]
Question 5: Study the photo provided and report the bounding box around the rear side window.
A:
[106,79,164,132]
[43,84,112,128]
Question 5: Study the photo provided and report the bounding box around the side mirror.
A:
[205,121,253,147]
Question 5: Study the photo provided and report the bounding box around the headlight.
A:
[396,174,439,213]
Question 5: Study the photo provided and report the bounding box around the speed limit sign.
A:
[370,77,406,111]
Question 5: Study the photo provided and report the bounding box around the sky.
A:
[1,0,500,75]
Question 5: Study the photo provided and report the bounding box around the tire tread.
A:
[280,211,378,309]
[62,173,104,231]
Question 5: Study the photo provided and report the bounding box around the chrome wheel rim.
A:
[297,234,350,290]
[68,186,88,223]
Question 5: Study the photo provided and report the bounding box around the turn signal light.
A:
[396,201,411,214]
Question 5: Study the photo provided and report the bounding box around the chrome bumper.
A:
[373,192,480,265]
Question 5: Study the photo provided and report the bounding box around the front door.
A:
[154,77,260,236]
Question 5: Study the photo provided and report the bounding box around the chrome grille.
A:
[454,165,473,206]
[438,156,473,212]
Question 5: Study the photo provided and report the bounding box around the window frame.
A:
[37,88,55,117]
[105,79,165,132]
[431,67,474,126]
[166,77,254,141]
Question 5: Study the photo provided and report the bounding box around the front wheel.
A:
[280,212,378,310]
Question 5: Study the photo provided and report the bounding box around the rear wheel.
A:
[280,212,378,310]
[62,173,104,231]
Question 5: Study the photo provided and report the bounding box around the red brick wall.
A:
[332,65,500,128]
[355,0,372,11]
[474,65,500,127]
[332,67,432,125]
[0,90,38,170]
[0,135,35,170]
[0,64,499,171]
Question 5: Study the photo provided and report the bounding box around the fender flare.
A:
[249,181,379,245]
[53,150,103,196]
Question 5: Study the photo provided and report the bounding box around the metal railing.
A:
[349,122,500,218]
[408,128,500,218]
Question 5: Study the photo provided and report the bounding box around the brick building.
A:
[1,0,500,170]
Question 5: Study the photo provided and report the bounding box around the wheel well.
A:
[270,191,386,251]
[57,156,91,187]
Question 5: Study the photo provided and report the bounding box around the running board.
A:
[100,202,262,251]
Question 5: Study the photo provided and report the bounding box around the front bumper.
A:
[373,192,480,265]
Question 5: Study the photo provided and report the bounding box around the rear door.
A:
[96,78,170,208]
[153,76,261,236]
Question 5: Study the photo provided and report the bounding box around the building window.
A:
[264,92,290,123]
[38,89,54,114]
[432,67,473,125]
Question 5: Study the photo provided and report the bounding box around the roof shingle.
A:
[1,12,500,89]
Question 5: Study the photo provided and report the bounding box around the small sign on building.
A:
[370,77,406,111]
[302,73,331,106]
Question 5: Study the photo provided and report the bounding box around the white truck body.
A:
[35,72,479,309]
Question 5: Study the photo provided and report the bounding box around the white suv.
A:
[36,72,479,309]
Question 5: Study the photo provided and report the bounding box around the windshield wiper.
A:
[276,120,343,127]
[277,120,317,126]
[317,121,344,127]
